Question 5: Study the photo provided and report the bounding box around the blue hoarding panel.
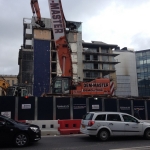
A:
[104,99,117,112]
[56,98,70,120]
[89,98,102,112]
[73,98,86,119]
[34,39,50,97]
[133,100,145,120]
[119,99,131,115]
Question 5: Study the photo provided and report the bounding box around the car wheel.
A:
[98,129,109,141]
[144,129,150,140]
[14,133,29,147]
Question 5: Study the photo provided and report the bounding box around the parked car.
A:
[0,115,41,147]
[80,112,150,141]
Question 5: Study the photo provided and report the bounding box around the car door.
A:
[107,114,125,136]
[0,117,7,142]
[122,114,143,136]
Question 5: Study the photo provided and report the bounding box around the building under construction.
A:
[17,17,119,97]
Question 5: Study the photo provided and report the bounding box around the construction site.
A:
[1,2,150,148]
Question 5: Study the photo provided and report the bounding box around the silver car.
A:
[80,112,150,141]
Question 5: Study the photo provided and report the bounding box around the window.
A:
[101,49,109,53]
[83,113,94,120]
[85,55,90,60]
[102,56,109,61]
[122,115,137,123]
[94,63,98,69]
[7,80,9,84]
[95,114,106,121]
[107,114,121,121]
[103,64,109,70]
[93,55,98,60]
[12,80,14,85]
[84,63,93,69]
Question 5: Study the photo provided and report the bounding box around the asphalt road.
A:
[1,135,150,150]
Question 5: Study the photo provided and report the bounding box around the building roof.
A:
[82,42,118,48]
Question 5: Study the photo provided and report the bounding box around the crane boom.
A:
[48,0,73,77]
[31,0,45,27]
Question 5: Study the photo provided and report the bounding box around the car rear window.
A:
[83,113,94,120]
[95,114,106,120]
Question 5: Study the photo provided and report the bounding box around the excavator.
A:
[0,78,28,97]
[31,0,114,96]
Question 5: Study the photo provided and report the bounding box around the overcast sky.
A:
[0,0,150,75]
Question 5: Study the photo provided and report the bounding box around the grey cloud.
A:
[0,0,150,75]
[130,33,150,51]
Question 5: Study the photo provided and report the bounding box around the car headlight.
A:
[30,127,39,132]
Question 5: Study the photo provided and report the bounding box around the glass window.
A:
[64,80,69,91]
[107,114,121,121]
[122,115,138,122]
[83,113,94,120]
[94,63,98,69]
[12,80,14,85]
[93,55,98,60]
[95,114,106,121]
[84,63,93,69]
[7,80,9,84]
[140,60,143,65]
[102,56,109,61]
[85,55,90,60]
[103,64,109,70]
[101,49,109,53]
[54,80,62,88]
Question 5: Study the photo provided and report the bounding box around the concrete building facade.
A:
[114,47,138,97]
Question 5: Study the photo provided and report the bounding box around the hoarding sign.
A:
[92,105,99,109]
[89,98,102,112]
[1,111,11,118]
[22,104,31,109]
[119,99,131,115]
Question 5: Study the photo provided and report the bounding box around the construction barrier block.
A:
[58,120,81,135]
[26,120,60,135]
